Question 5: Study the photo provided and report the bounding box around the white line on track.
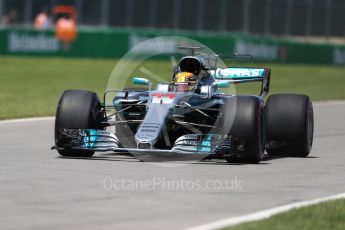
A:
[313,100,345,106]
[185,192,345,230]
[0,116,54,124]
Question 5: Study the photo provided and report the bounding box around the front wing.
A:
[52,129,232,159]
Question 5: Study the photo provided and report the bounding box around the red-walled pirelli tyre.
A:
[55,90,103,157]
[265,94,314,157]
[222,96,265,164]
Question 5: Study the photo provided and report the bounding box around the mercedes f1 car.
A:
[52,47,314,163]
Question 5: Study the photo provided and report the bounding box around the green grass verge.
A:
[0,56,344,119]
[223,199,345,230]
[0,56,114,119]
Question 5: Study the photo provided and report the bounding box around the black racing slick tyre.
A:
[265,94,314,157]
[221,96,265,164]
[55,90,104,157]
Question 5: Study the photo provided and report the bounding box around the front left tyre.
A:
[55,89,104,157]
[220,96,265,164]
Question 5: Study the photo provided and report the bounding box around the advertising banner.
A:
[0,27,344,65]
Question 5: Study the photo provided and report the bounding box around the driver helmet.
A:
[174,72,197,92]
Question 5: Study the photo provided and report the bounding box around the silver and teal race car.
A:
[52,47,314,163]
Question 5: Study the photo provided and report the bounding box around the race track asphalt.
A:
[0,101,344,230]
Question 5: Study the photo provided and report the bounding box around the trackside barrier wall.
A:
[0,27,345,65]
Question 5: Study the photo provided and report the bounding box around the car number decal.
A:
[152,93,175,104]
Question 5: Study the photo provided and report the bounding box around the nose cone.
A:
[134,103,171,148]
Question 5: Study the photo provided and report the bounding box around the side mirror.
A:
[132,77,151,86]
[213,81,230,88]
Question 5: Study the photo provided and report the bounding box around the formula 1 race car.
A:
[52,47,314,163]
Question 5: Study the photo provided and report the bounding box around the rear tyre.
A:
[221,96,265,164]
[265,94,314,157]
[55,90,104,157]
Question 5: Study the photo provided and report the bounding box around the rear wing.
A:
[212,67,271,97]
